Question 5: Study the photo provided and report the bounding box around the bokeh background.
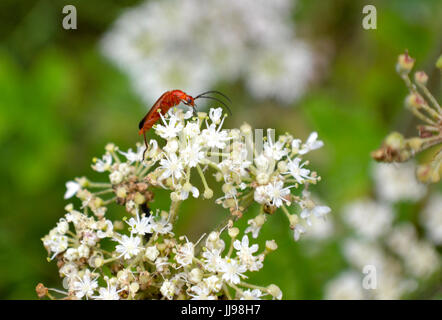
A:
[0,0,441,299]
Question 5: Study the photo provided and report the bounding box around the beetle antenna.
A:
[195,90,232,103]
[195,96,232,115]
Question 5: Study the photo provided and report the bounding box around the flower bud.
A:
[256,173,269,185]
[77,177,89,187]
[35,283,48,299]
[113,220,124,230]
[188,268,203,284]
[105,143,116,152]
[116,187,127,198]
[406,137,423,152]
[224,198,236,208]
[208,231,220,242]
[385,132,405,150]
[255,213,266,227]
[134,192,146,205]
[145,246,159,261]
[228,227,239,238]
[93,197,104,208]
[89,255,103,268]
[265,240,278,251]
[277,161,287,172]
[203,188,213,199]
[183,182,193,192]
[405,93,424,109]
[214,172,223,182]
[170,192,180,202]
[267,284,282,300]
[397,52,415,74]
[414,71,428,85]
[77,244,90,258]
[109,171,123,184]
[288,214,299,229]
[240,122,252,135]
[130,282,139,294]
[56,220,69,234]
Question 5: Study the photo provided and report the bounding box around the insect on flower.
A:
[138,90,232,160]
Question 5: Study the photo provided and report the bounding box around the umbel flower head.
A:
[372,51,442,183]
[40,107,330,300]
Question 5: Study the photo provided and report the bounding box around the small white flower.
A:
[180,143,205,168]
[92,153,113,172]
[118,145,145,163]
[56,219,69,234]
[209,107,223,123]
[189,283,216,300]
[109,171,123,184]
[114,234,142,260]
[94,281,122,300]
[97,220,114,238]
[266,180,291,207]
[188,268,203,284]
[300,204,331,226]
[202,248,223,273]
[293,224,306,241]
[177,184,200,200]
[64,248,78,261]
[164,139,179,154]
[219,258,247,284]
[158,153,184,184]
[77,244,90,258]
[263,134,288,161]
[245,215,266,239]
[175,241,195,267]
[156,113,184,139]
[201,118,231,149]
[160,280,176,300]
[126,209,153,235]
[285,158,311,184]
[233,235,261,270]
[43,232,69,259]
[299,132,323,155]
[64,181,80,199]
[183,121,201,138]
[118,163,131,176]
[291,139,302,153]
[151,216,173,235]
[203,275,222,292]
[73,270,98,299]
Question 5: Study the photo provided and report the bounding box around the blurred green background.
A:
[0,0,441,299]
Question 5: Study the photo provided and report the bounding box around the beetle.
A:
[138,89,231,160]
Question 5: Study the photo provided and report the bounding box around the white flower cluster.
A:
[40,107,328,300]
[101,0,315,104]
[326,162,440,300]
